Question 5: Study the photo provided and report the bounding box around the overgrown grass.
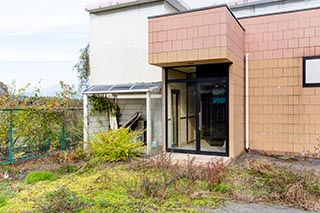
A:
[0,154,319,212]
[0,154,225,212]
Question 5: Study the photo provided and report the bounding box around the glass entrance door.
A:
[198,83,227,154]
[166,64,229,156]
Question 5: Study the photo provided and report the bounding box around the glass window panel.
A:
[305,57,320,85]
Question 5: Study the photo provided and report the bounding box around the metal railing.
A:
[0,108,83,164]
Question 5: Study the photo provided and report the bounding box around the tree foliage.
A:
[0,82,8,95]
[74,44,90,91]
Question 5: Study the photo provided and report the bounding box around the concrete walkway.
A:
[170,153,231,165]
[206,203,318,213]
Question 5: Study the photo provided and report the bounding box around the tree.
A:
[0,81,8,95]
[74,44,90,91]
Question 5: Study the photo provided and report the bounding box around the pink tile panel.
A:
[240,7,320,60]
[149,11,222,53]
[226,10,245,59]
[148,6,244,58]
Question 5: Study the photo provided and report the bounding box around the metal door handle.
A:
[199,111,202,131]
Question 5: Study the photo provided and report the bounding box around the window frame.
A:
[303,56,320,87]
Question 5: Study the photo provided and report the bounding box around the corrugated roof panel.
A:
[84,82,161,94]
[110,84,132,91]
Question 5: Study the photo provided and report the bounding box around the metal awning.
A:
[83,82,162,95]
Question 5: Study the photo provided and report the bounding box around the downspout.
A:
[245,53,250,151]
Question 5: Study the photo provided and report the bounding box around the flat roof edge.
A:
[166,0,188,12]
[86,0,187,13]
[148,4,226,19]
[229,0,283,9]
[148,4,245,32]
[238,5,320,20]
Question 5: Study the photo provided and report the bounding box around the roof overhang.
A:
[83,82,162,95]
[86,0,187,13]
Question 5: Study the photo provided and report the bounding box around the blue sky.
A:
[0,0,234,90]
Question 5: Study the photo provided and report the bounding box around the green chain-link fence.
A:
[0,108,83,164]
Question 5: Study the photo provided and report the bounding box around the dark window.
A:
[303,56,320,87]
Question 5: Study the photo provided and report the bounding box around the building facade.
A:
[84,0,186,154]
[149,0,320,158]
[85,0,320,159]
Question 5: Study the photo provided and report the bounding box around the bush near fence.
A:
[0,108,83,164]
[0,82,84,164]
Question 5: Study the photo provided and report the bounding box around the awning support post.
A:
[83,94,89,149]
[146,91,152,155]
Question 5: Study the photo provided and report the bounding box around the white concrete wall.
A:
[231,0,320,18]
[117,99,146,125]
[89,1,179,85]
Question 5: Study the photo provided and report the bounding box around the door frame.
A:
[165,65,229,157]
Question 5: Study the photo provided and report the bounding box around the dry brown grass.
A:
[227,158,320,211]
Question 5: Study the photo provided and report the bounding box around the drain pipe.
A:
[245,53,250,151]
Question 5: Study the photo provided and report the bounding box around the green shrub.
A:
[90,128,145,162]
[25,171,58,184]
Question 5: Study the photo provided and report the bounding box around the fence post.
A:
[61,111,65,151]
[9,109,13,164]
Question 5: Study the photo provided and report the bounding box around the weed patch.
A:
[0,183,11,208]
[57,165,77,174]
[33,187,90,213]
[227,159,320,210]
[127,154,225,208]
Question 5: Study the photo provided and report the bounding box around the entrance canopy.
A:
[83,82,162,155]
